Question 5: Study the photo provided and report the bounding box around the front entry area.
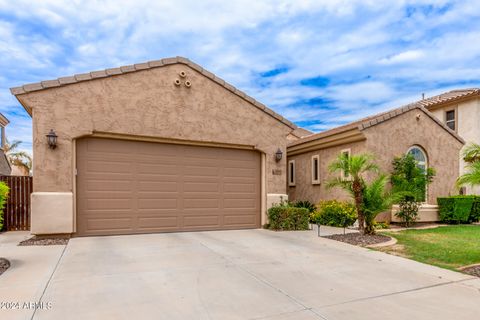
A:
[75,137,261,236]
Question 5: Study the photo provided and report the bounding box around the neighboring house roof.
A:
[0,112,9,127]
[419,88,480,110]
[10,56,297,130]
[289,101,465,150]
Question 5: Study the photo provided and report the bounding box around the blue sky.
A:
[1,0,480,155]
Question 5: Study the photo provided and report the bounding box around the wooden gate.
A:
[0,176,32,231]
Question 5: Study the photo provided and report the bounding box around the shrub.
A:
[313,200,357,228]
[395,199,420,227]
[292,200,316,213]
[0,182,9,231]
[267,204,309,231]
[437,196,480,224]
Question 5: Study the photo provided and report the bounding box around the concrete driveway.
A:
[2,229,480,320]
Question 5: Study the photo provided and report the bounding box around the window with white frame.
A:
[445,109,456,131]
[407,145,428,202]
[288,160,296,186]
[340,148,351,180]
[311,155,320,184]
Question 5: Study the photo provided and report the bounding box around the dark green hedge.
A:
[437,196,480,224]
[267,205,309,231]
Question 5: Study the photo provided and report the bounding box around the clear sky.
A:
[1,0,480,155]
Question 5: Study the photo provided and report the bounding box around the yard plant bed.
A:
[377,225,480,271]
[323,233,392,247]
[19,236,69,246]
[462,265,480,277]
[0,258,10,275]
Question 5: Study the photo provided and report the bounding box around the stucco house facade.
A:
[422,89,480,195]
[0,113,11,176]
[287,103,464,222]
[10,57,298,236]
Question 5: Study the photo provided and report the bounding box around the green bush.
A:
[292,200,316,213]
[437,196,480,224]
[0,182,9,231]
[312,200,357,228]
[267,204,309,231]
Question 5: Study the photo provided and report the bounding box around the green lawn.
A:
[379,225,480,270]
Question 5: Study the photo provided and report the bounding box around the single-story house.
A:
[10,57,298,236]
[287,103,465,222]
[9,56,467,236]
[0,113,11,176]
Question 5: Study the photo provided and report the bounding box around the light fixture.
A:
[46,129,58,149]
[275,148,283,162]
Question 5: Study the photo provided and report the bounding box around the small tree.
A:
[327,153,379,234]
[391,154,435,227]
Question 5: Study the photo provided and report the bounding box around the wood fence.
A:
[0,176,32,231]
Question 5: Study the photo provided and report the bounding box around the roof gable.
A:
[10,56,296,129]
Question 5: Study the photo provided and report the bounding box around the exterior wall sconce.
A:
[46,129,58,149]
[275,148,283,162]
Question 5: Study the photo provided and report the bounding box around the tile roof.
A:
[10,56,297,129]
[288,90,473,147]
[420,88,480,109]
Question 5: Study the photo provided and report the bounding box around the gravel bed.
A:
[323,232,392,247]
[19,237,69,246]
[0,258,10,275]
[462,265,480,277]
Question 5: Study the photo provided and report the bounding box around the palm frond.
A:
[462,143,480,163]
[457,161,480,187]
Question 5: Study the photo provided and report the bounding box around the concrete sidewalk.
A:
[0,232,66,320]
[2,229,479,320]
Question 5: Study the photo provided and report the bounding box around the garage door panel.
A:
[76,138,260,236]
[183,182,219,192]
[183,215,220,227]
[138,163,179,175]
[138,181,178,192]
[137,217,179,229]
[138,198,178,209]
[224,214,257,226]
[87,199,133,210]
[183,166,220,177]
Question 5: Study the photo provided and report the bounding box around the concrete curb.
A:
[366,236,397,248]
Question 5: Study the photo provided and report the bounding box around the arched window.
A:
[407,145,427,172]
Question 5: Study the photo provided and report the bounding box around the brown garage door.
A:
[76,138,261,236]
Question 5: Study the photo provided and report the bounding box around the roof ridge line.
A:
[10,56,297,129]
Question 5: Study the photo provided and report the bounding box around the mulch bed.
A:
[462,265,480,277]
[323,232,392,247]
[18,236,69,246]
[0,258,10,276]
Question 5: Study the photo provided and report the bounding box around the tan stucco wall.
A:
[19,64,292,196]
[288,109,463,208]
[430,98,480,195]
[18,64,294,234]
[287,140,368,204]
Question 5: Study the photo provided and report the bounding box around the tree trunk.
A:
[352,179,365,234]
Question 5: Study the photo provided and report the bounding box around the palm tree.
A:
[457,143,480,188]
[326,153,379,234]
[4,139,32,174]
[362,174,398,234]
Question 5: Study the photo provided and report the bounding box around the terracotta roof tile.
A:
[9,56,297,129]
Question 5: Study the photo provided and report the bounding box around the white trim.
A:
[340,148,351,180]
[311,155,320,184]
[445,108,456,132]
[288,159,296,187]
